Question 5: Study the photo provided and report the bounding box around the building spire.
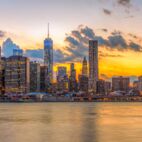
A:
[47,23,50,38]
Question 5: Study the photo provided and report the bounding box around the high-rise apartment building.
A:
[30,62,40,92]
[57,67,68,91]
[0,57,6,95]
[40,65,48,92]
[112,76,130,92]
[138,76,142,92]
[0,46,1,95]
[69,63,78,92]
[96,80,111,95]
[89,40,99,93]
[5,55,30,94]
[79,75,88,92]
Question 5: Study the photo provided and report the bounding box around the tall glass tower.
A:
[44,24,53,87]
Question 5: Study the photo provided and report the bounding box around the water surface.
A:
[0,103,141,142]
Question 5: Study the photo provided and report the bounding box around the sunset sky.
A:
[0,0,142,81]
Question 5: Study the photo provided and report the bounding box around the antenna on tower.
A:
[47,23,50,38]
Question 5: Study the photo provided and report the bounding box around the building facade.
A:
[138,76,142,92]
[57,67,68,91]
[5,55,30,94]
[69,63,78,92]
[13,49,23,56]
[0,47,1,95]
[40,65,48,92]
[79,75,88,92]
[112,76,130,92]
[89,40,99,93]
[0,57,6,95]
[96,80,111,95]
[30,62,40,92]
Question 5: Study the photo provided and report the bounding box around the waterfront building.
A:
[96,80,111,95]
[105,81,111,95]
[44,24,53,89]
[69,63,78,92]
[0,57,6,95]
[57,67,68,91]
[138,76,142,93]
[79,75,88,92]
[96,80,105,95]
[5,55,30,94]
[30,62,40,92]
[89,40,99,93]
[133,81,139,90]
[112,76,130,92]
[0,47,2,95]
[40,65,48,92]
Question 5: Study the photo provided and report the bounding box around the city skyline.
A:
[1,1,142,142]
[0,0,142,81]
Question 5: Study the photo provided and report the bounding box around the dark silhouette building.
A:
[89,40,99,93]
[69,63,78,92]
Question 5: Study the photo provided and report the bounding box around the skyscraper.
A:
[1,57,6,95]
[89,40,99,93]
[79,57,88,92]
[57,67,68,91]
[40,65,48,92]
[70,63,75,78]
[82,57,88,76]
[69,63,78,92]
[5,55,30,94]
[30,62,40,92]
[79,75,88,92]
[0,46,1,95]
[44,23,53,88]
[138,76,142,93]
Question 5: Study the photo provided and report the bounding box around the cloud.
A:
[117,0,131,7]
[101,28,108,32]
[103,8,112,15]
[54,49,68,63]
[129,42,141,51]
[99,51,124,58]
[25,49,43,59]
[3,26,141,64]
[63,26,142,62]
[128,33,138,39]
[0,30,6,38]
[25,48,68,63]
[2,38,21,57]
[108,34,127,49]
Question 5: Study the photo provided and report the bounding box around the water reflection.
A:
[0,103,142,142]
[81,105,98,142]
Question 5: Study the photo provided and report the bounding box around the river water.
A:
[0,103,142,142]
